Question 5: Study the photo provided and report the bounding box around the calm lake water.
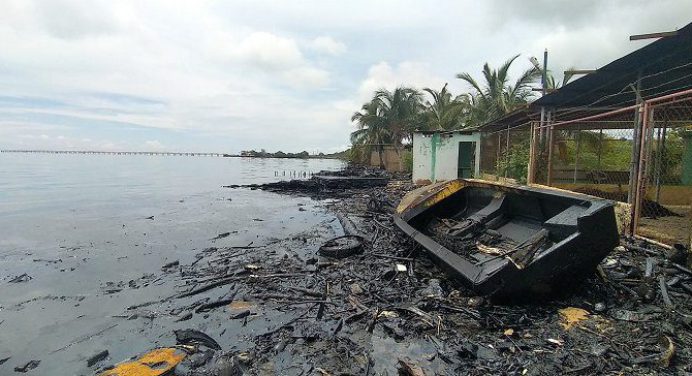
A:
[0,153,343,374]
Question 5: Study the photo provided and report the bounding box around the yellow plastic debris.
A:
[100,347,186,376]
[559,307,589,330]
[227,300,254,311]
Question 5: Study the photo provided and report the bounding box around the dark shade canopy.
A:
[533,22,692,109]
[476,107,532,132]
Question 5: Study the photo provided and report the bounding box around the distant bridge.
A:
[0,149,226,157]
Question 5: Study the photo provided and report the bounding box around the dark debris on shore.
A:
[100,171,692,375]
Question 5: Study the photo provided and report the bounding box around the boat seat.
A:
[467,194,506,224]
[543,204,586,240]
[446,195,506,237]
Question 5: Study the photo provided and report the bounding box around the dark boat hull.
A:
[395,180,619,297]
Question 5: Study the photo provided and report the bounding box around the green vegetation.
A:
[456,54,540,127]
[240,149,309,158]
[349,55,542,167]
[421,83,470,130]
[550,129,685,183]
[497,137,531,184]
[239,149,347,159]
[350,88,421,167]
[401,149,413,173]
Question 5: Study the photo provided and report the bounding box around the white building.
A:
[412,130,481,184]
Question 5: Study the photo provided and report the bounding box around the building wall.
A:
[412,132,481,184]
[369,146,404,172]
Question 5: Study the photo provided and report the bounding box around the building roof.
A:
[533,22,692,109]
[414,129,478,135]
[476,107,533,132]
[475,22,692,131]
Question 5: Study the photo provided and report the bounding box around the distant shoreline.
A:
[0,150,345,160]
[223,154,343,160]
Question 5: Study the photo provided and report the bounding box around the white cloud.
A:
[310,36,347,56]
[234,32,304,70]
[282,67,330,89]
[144,140,165,150]
[213,31,331,89]
[0,0,690,153]
[35,0,122,40]
[357,61,446,103]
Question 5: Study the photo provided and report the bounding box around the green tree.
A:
[456,54,540,126]
[546,69,575,90]
[350,99,390,168]
[422,83,470,130]
[372,87,422,151]
[350,87,422,168]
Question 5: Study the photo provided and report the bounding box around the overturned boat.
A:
[394,180,619,297]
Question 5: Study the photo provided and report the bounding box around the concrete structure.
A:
[412,130,481,184]
[369,145,405,172]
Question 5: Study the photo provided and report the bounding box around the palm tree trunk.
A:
[378,146,385,169]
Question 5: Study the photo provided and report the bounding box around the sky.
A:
[1,0,690,153]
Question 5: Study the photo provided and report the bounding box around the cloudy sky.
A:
[1,1,690,153]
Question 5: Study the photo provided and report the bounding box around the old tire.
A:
[318,235,365,259]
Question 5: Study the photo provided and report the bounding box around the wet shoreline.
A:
[2,155,691,375]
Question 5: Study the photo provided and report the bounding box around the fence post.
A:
[632,102,652,235]
[504,125,510,179]
[546,123,554,186]
[573,130,581,184]
[628,75,643,212]
[528,121,537,184]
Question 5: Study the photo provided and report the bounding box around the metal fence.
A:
[479,125,532,183]
[529,89,692,245]
[634,92,692,245]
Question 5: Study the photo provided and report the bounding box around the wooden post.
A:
[627,74,643,209]
[527,121,537,185]
[504,124,510,179]
[632,102,652,235]
[573,130,581,184]
[546,110,554,186]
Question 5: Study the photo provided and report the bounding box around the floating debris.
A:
[174,329,221,351]
[559,307,589,330]
[211,232,231,241]
[87,349,109,367]
[99,348,186,376]
[84,173,692,374]
[318,235,364,258]
[8,273,32,283]
[14,359,40,373]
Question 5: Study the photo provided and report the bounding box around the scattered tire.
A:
[318,235,365,259]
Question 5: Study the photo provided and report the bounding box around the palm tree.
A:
[422,83,470,130]
[350,99,389,168]
[456,54,540,126]
[546,69,575,90]
[349,87,421,168]
[371,87,422,151]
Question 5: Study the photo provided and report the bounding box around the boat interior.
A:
[408,186,594,268]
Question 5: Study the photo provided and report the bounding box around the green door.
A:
[458,142,475,178]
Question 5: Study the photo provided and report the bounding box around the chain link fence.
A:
[529,90,692,245]
[634,94,692,245]
[479,125,532,183]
